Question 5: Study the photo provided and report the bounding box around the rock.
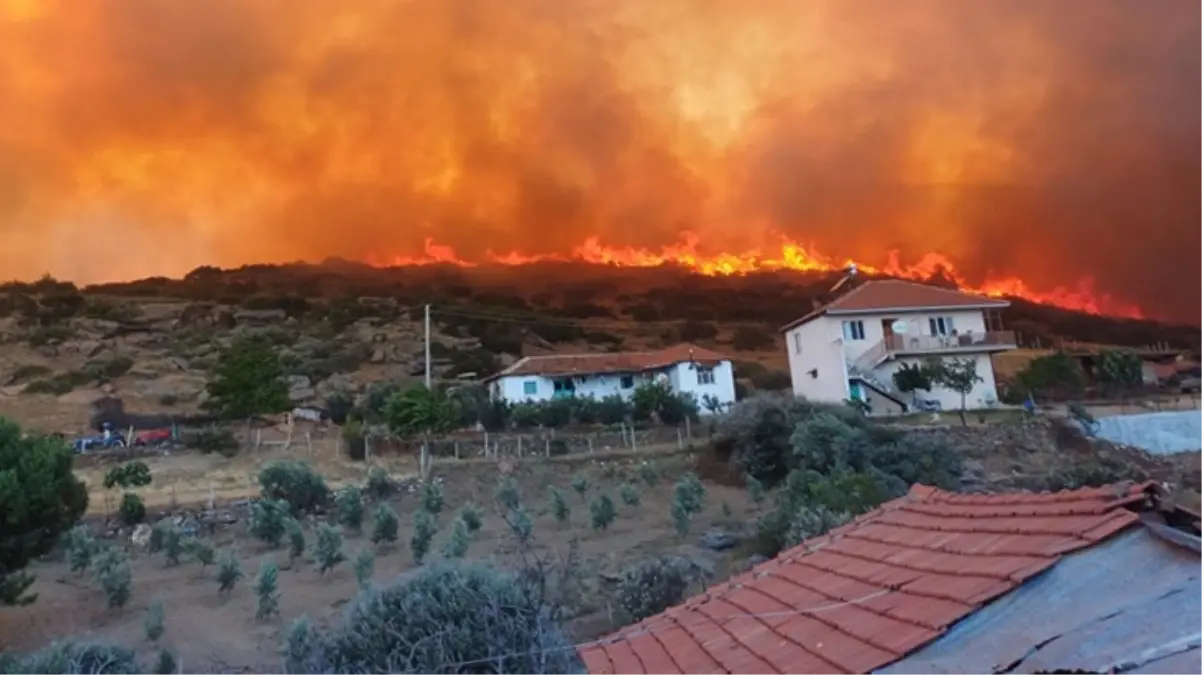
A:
[74,340,106,358]
[130,524,152,548]
[698,529,741,551]
[289,386,317,404]
[371,349,386,364]
[287,375,312,389]
[324,373,358,393]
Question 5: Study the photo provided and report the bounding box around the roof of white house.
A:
[781,279,1009,332]
[484,343,728,381]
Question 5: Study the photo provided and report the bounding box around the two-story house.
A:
[781,279,1017,413]
[484,343,736,413]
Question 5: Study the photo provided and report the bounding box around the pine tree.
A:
[314,523,346,575]
[590,493,617,531]
[286,518,306,566]
[254,559,280,620]
[336,486,365,532]
[353,549,375,590]
[410,510,437,564]
[549,488,570,525]
[143,599,165,642]
[440,517,471,559]
[216,551,243,593]
[420,481,444,515]
[618,482,641,507]
[370,503,399,548]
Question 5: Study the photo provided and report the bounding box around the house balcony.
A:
[853,330,1017,371]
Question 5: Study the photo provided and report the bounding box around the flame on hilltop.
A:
[368,234,1145,319]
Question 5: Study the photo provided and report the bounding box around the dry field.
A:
[0,445,759,672]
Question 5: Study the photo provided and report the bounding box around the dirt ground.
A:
[0,448,760,672]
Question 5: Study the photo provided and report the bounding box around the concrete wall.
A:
[785,318,849,403]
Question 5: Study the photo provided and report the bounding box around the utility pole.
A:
[424,303,432,389]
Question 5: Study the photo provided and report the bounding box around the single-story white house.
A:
[780,279,1018,414]
[484,343,736,413]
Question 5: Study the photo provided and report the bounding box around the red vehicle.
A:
[133,428,173,447]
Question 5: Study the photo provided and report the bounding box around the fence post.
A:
[587,436,594,453]
[454,441,460,460]
[517,435,523,457]
[685,417,692,440]
[632,428,638,451]
[255,428,262,451]
[306,431,313,455]
[483,431,489,458]
[677,427,683,450]
[544,437,550,457]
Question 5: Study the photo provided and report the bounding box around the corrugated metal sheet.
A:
[876,526,1202,674]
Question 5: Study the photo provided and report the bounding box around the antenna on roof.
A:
[828,263,858,295]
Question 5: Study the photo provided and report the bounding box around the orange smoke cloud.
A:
[1,0,1198,322]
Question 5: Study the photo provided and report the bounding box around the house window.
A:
[620,375,634,389]
[842,320,866,341]
[792,332,803,354]
[523,380,537,395]
[697,367,715,385]
[929,316,955,336]
[552,379,575,393]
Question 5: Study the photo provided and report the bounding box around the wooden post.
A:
[544,437,550,457]
[483,431,489,458]
[677,427,683,450]
[685,416,692,440]
[631,427,638,451]
[255,428,262,451]
[306,431,313,455]
[587,436,594,453]
[454,441,460,460]
[517,435,523,457]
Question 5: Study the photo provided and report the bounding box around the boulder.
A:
[698,529,741,551]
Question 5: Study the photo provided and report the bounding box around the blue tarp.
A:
[1092,410,1202,455]
[876,526,1202,674]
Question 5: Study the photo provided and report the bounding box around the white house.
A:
[484,343,737,413]
[780,279,1017,414]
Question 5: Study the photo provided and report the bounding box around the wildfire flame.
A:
[367,233,1144,319]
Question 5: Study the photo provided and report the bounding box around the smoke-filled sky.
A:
[1,0,1199,322]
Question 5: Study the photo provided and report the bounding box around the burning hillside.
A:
[1,0,1198,323]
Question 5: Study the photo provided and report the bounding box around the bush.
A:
[103,462,152,490]
[618,482,641,507]
[259,461,329,515]
[549,488,570,525]
[203,335,291,420]
[153,649,177,675]
[314,523,346,575]
[370,504,399,548]
[118,493,146,526]
[280,562,581,674]
[458,505,482,533]
[0,417,89,605]
[216,552,243,593]
[570,473,590,501]
[410,510,437,565]
[589,494,617,531]
[286,519,306,564]
[753,468,892,557]
[64,526,97,576]
[163,525,185,567]
[441,517,471,560]
[144,599,165,641]
[420,481,444,515]
[365,466,392,499]
[182,427,240,457]
[93,547,132,609]
[336,486,365,531]
[638,461,660,487]
[0,641,141,674]
[494,477,521,511]
[326,391,354,426]
[596,394,630,425]
[248,498,291,548]
[255,559,281,620]
[352,549,375,590]
[616,556,702,622]
[189,539,216,568]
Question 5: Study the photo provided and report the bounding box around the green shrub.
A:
[118,493,146,526]
[255,559,280,620]
[248,498,291,548]
[104,462,152,490]
[353,549,375,590]
[258,461,329,514]
[286,519,306,564]
[93,547,132,609]
[549,488,570,525]
[144,599,165,641]
[0,641,141,674]
[440,517,471,560]
[314,523,346,575]
[279,562,581,674]
[589,494,617,531]
[419,481,444,515]
[638,461,660,487]
[570,473,590,501]
[189,539,216,568]
[616,556,702,622]
[458,504,482,533]
[64,526,97,576]
[216,552,243,593]
[618,482,641,507]
[182,427,240,457]
[364,466,392,499]
[494,476,521,511]
[410,510,437,565]
[370,504,398,548]
[335,486,365,532]
[163,525,185,567]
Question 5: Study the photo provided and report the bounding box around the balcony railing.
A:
[884,330,1016,354]
[852,330,1016,371]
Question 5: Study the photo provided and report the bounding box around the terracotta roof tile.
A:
[578,481,1152,675]
[486,343,728,379]
[781,279,1009,331]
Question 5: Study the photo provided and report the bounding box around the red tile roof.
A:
[579,481,1155,675]
[782,280,1009,332]
[486,343,728,380]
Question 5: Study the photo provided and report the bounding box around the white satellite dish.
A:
[891,320,908,334]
